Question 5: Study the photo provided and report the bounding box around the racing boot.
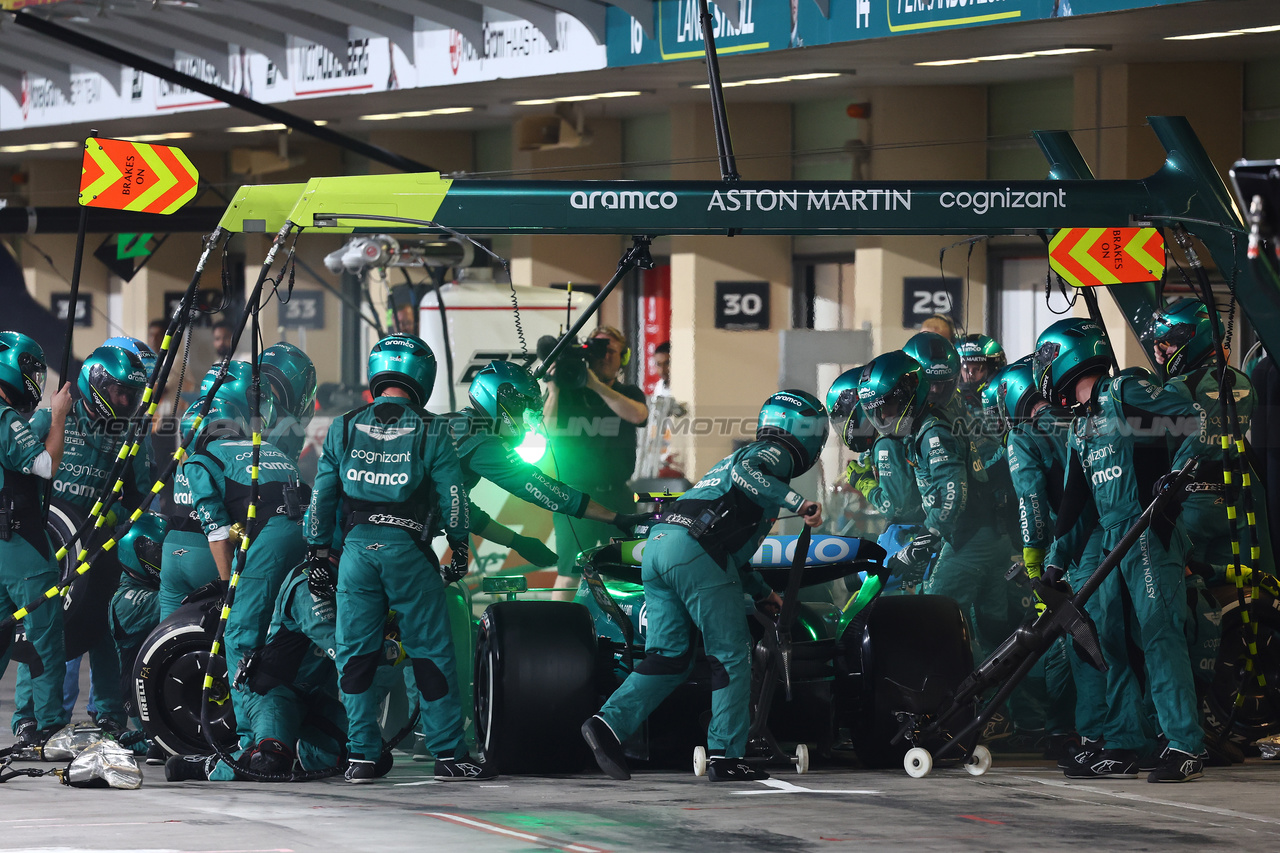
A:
[248,738,294,778]
[581,715,630,781]
[345,756,380,784]
[13,718,38,749]
[165,754,214,782]
[1146,747,1204,783]
[435,753,497,780]
[146,743,168,766]
[1062,747,1139,779]
[707,757,770,782]
[1058,736,1101,770]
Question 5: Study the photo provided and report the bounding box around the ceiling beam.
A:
[4,28,122,94]
[165,9,292,77]
[606,0,653,39]
[376,0,485,54]
[539,0,606,46]
[271,0,416,61]
[90,12,233,81]
[211,0,353,64]
[484,0,560,50]
[0,50,71,94]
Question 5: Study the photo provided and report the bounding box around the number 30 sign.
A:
[715,281,770,331]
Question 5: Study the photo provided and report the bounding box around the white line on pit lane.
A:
[1012,776,1280,826]
[732,779,883,795]
[394,780,443,786]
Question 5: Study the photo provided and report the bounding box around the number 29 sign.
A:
[902,276,962,329]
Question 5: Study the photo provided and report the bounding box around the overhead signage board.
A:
[79,137,199,214]
[608,0,1203,67]
[0,14,605,131]
[1048,226,1165,288]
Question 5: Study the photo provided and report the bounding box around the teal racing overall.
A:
[16,401,150,730]
[109,575,159,727]
[909,407,1020,655]
[1057,374,1204,755]
[866,435,925,525]
[1006,406,1110,741]
[185,436,308,752]
[597,440,803,760]
[0,403,66,731]
[1164,364,1273,576]
[306,397,471,762]
[158,463,220,618]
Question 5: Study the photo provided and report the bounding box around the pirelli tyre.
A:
[132,593,237,758]
[1200,592,1280,746]
[474,601,598,774]
[839,594,973,769]
[47,499,123,660]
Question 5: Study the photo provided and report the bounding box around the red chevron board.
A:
[1048,227,1165,288]
[79,137,199,215]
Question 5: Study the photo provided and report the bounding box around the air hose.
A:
[1172,227,1267,718]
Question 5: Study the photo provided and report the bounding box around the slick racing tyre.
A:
[1201,592,1280,745]
[48,500,122,660]
[843,594,973,769]
[132,594,237,758]
[475,601,598,774]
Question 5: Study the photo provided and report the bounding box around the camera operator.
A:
[543,326,648,600]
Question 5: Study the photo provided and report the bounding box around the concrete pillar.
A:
[667,102,791,477]
[852,85,989,354]
[1073,62,1243,368]
[508,118,627,330]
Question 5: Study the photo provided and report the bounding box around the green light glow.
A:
[515,419,547,464]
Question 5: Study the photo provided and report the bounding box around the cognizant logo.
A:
[570,190,677,210]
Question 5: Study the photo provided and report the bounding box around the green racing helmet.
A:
[826,366,875,453]
[0,331,47,415]
[756,389,829,475]
[903,331,961,406]
[368,333,436,407]
[259,342,317,425]
[956,333,1007,394]
[199,360,275,428]
[79,345,147,422]
[1142,298,1219,377]
[117,511,169,586]
[180,397,248,443]
[857,351,928,439]
[1033,318,1112,415]
[469,360,542,440]
[988,356,1042,432]
[104,336,158,378]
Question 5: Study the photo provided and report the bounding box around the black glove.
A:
[886,530,941,587]
[511,534,558,567]
[1152,466,1194,500]
[613,512,651,533]
[307,547,336,600]
[441,539,470,584]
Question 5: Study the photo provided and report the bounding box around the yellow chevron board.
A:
[1048,227,1165,288]
[217,183,308,233]
[80,137,199,215]
[286,172,454,232]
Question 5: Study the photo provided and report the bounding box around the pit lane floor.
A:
[0,749,1277,853]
